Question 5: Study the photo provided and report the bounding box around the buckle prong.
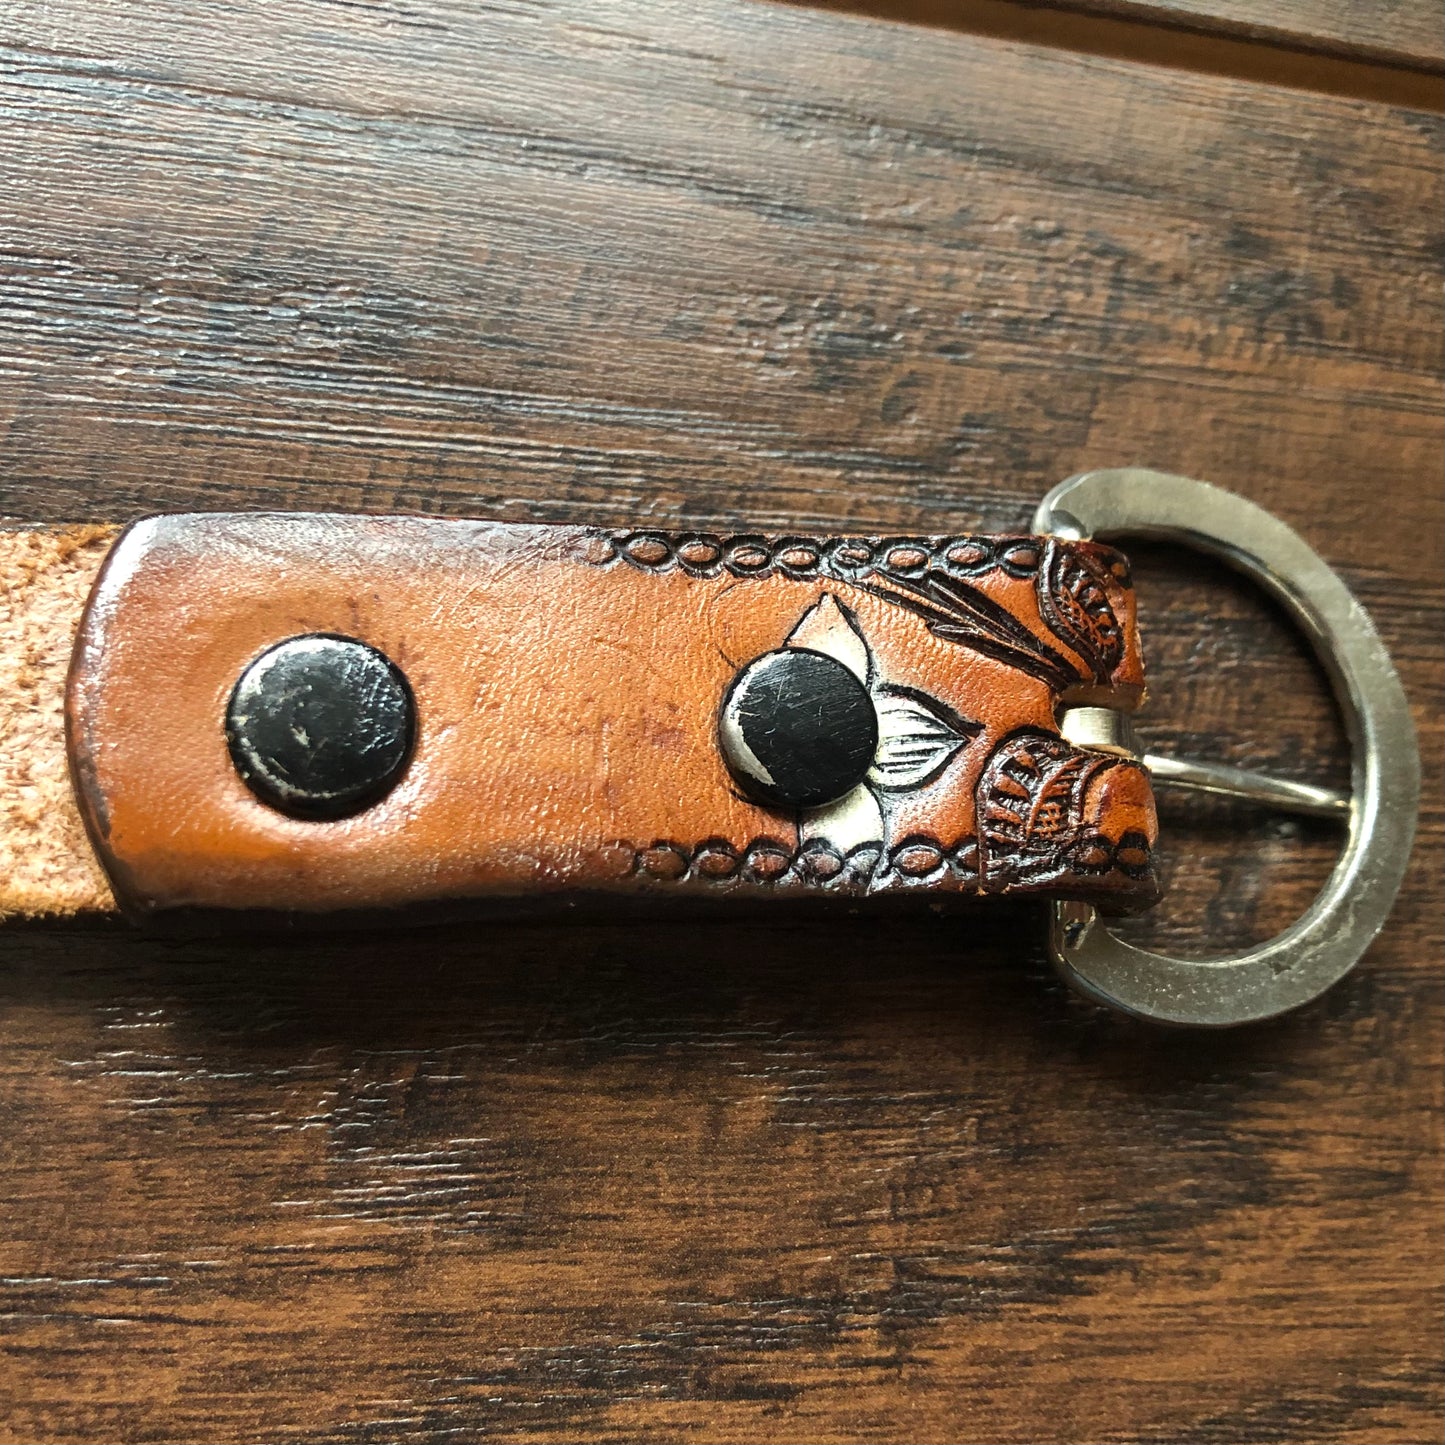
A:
[1143,753,1349,822]
[1058,704,1351,821]
[1035,469,1418,1027]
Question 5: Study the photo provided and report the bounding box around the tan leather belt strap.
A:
[0,525,120,917]
[4,514,1158,920]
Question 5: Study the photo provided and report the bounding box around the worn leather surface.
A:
[67,514,1158,916]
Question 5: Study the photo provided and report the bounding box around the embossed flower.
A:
[783,594,981,852]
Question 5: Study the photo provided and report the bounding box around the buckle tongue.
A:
[1058,704,1350,820]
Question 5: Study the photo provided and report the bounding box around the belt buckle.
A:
[1031,469,1420,1027]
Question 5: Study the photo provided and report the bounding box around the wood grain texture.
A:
[1,0,1441,1441]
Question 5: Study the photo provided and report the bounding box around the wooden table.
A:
[2,2,1440,1440]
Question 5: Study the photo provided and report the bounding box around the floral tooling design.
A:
[782,593,982,854]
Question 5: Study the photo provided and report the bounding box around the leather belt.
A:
[0,471,1419,1027]
[65,512,1157,917]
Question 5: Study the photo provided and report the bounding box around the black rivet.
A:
[226,634,415,820]
[719,647,877,810]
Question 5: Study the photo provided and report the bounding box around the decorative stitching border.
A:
[630,835,978,888]
[596,531,1065,583]
[628,829,1152,891]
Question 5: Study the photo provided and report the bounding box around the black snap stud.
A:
[719,647,878,810]
[226,634,416,820]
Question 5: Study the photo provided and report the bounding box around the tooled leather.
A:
[66,514,1158,916]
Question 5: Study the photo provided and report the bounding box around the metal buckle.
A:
[1032,469,1419,1027]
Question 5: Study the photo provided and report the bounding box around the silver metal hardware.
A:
[1058,704,1139,758]
[1060,706,1350,820]
[1141,752,1349,821]
[1033,468,1419,1027]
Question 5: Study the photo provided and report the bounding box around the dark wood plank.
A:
[799,0,1445,102]
[1,3,1440,539]
[1,1,1441,1441]
[1061,0,1445,71]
